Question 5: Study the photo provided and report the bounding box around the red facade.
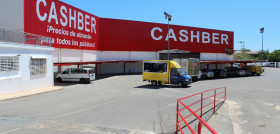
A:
[99,18,234,53]
[24,0,100,50]
[24,0,234,54]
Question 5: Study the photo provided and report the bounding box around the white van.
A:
[56,68,95,83]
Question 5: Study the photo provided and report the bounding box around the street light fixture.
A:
[164,12,172,60]
[238,41,245,52]
[260,27,264,59]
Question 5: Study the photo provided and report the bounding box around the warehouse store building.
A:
[0,0,234,94]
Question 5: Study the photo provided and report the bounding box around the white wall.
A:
[53,48,99,63]
[100,51,130,61]
[125,63,142,73]
[200,63,231,70]
[0,0,24,31]
[99,51,156,61]
[131,52,157,60]
[54,50,235,74]
[200,53,233,61]
[97,63,124,74]
[97,62,142,74]
[0,42,54,95]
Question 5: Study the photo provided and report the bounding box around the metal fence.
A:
[176,87,226,134]
[0,27,52,47]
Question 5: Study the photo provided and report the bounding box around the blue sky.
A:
[60,0,279,52]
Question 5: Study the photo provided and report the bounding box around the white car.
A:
[56,68,95,83]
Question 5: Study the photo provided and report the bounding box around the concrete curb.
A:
[0,86,64,101]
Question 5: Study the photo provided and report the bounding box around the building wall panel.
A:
[100,51,130,61]
[0,0,24,31]
[130,52,156,60]
[125,63,142,73]
[97,63,124,74]
[200,53,233,61]
[60,49,82,62]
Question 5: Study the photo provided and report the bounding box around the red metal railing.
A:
[176,87,226,134]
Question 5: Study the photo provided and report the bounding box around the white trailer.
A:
[173,58,200,80]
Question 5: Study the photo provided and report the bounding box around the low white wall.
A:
[0,42,54,95]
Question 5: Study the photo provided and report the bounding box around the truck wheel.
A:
[158,81,162,86]
[257,74,260,76]
[178,82,184,87]
[151,81,157,86]
[202,75,206,79]
[57,77,62,83]
[80,78,86,83]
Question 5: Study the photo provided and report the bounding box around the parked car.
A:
[232,63,240,68]
[201,69,214,79]
[212,69,227,78]
[267,62,275,67]
[226,67,246,77]
[56,68,95,83]
[240,68,251,76]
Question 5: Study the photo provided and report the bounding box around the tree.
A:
[244,49,251,52]
[257,49,269,60]
[268,50,280,62]
[233,52,255,60]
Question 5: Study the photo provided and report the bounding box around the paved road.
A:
[0,67,279,134]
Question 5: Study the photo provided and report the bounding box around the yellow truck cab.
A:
[142,60,192,87]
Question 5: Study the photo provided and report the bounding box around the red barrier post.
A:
[176,101,179,134]
[224,87,227,101]
[175,87,226,134]
[198,93,203,134]
[213,89,216,114]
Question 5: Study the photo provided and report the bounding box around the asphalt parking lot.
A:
[0,67,279,134]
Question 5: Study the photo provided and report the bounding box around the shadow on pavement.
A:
[135,84,191,89]
[54,74,141,87]
[198,75,262,82]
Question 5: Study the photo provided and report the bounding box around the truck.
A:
[173,58,200,80]
[244,65,262,76]
[142,60,192,87]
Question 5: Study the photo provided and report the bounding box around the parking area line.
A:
[51,90,143,120]
[0,128,20,134]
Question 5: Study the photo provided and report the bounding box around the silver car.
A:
[201,69,214,79]
[56,68,95,83]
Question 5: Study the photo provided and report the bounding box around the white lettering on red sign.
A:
[36,0,96,34]
[151,27,229,45]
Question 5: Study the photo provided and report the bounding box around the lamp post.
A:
[164,12,172,60]
[238,41,245,53]
[260,27,264,60]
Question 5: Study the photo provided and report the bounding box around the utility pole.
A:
[238,41,245,53]
[260,27,264,60]
[164,12,172,60]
